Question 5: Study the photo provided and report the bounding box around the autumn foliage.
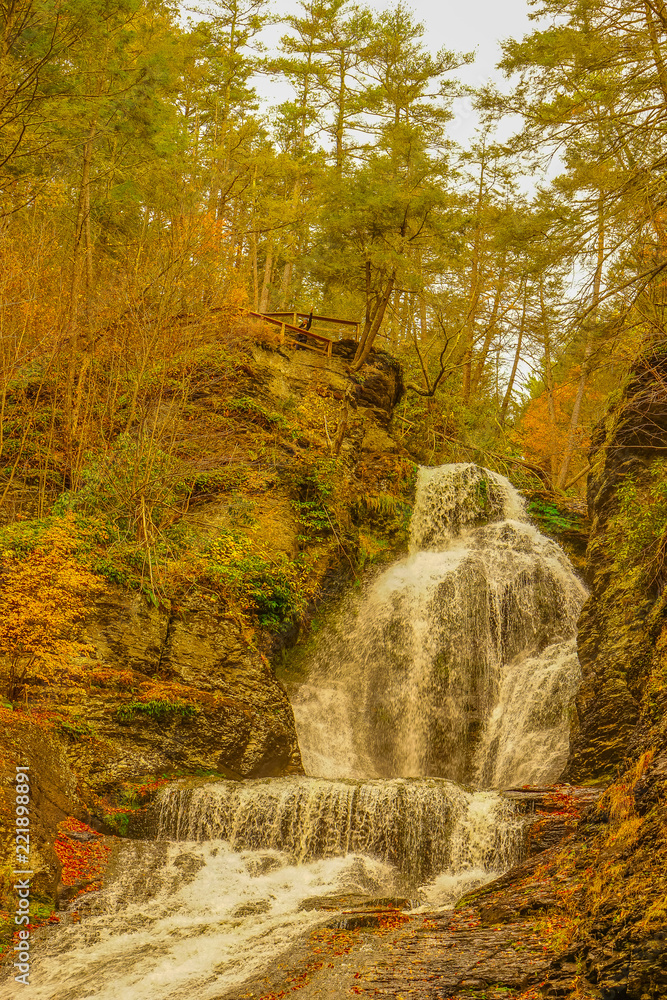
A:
[54,817,111,894]
[517,374,603,482]
[0,516,102,699]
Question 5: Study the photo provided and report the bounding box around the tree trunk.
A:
[462,152,487,404]
[395,290,409,350]
[556,202,605,489]
[66,118,96,440]
[335,50,346,173]
[280,260,292,307]
[539,277,559,480]
[470,261,507,397]
[68,119,96,334]
[419,293,428,341]
[352,271,396,370]
[499,282,528,425]
[251,232,259,310]
[259,239,273,313]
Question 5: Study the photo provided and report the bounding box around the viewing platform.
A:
[247,310,360,358]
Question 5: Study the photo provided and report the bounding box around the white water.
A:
[26,779,524,1000]
[26,842,397,1000]
[24,463,587,999]
[156,777,524,886]
[290,463,587,786]
[475,639,582,788]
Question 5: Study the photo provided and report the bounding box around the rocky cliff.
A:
[549,345,667,999]
[565,346,667,783]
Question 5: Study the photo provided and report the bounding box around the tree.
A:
[0,517,101,699]
[312,126,457,370]
[303,4,466,366]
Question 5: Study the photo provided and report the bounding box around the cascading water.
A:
[23,463,587,1000]
[290,463,587,786]
[156,777,523,886]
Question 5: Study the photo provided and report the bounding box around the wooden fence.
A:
[246,310,360,358]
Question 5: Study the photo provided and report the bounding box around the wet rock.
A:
[0,712,83,904]
[64,830,99,842]
[250,340,402,431]
[78,585,303,784]
[239,901,554,1000]
[232,900,270,917]
[564,346,667,783]
[83,590,168,677]
[504,785,603,855]
[634,748,667,815]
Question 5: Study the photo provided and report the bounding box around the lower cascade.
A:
[25,464,587,1000]
[156,777,524,886]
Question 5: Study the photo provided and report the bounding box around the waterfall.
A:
[25,463,587,1000]
[289,463,587,786]
[25,780,524,1000]
[156,777,524,887]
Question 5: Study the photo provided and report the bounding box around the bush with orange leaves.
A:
[517,373,603,482]
[0,514,102,701]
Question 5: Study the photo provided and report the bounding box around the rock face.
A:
[564,346,667,782]
[68,340,404,787]
[249,338,403,462]
[0,334,408,872]
[0,334,409,934]
[0,712,82,904]
[78,588,303,785]
[553,345,667,1000]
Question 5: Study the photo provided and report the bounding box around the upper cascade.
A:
[409,463,527,552]
[289,462,587,787]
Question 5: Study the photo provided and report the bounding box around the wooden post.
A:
[280,322,285,346]
[292,312,297,326]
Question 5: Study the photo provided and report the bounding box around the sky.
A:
[256,0,535,144]
[411,0,533,141]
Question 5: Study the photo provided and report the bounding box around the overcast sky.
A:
[406,0,533,140]
[256,0,535,143]
[405,0,533,71]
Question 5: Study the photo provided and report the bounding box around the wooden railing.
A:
[247,310,358,359]
[262,311,360,342]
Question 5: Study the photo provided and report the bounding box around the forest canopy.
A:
[1,0,666,503]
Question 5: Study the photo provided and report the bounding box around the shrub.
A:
[116,699,199,724]
[53,434,195,602]
[224,397,286,430]
[285,458,338,542]
[0,515,102,699]
[528,498,579,533]
[203,532,314,632]
[609,460,667,586]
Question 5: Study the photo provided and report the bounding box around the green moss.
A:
[226,396,287,430]
[102,810,133,836]
[284,457,338,542]
[116,699,199,724]
[57,719,96,740]
[528,498,579,533]
[190,467,247,499]
[609,460,667,585]
[203,534,313,632]
[476,475,490,511]
[353,492,413,545]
